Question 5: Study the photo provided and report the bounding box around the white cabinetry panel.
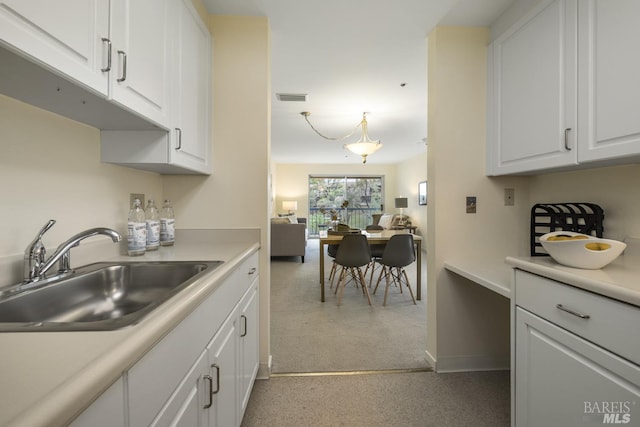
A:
[577,0,640,163]
[100,0,212,174]
[69,377,126,427]
[170,0,212,173]
[238,281,259,415]
[110,0,171,128]
[487,0,577,175]
[0,0,109,95]
[488,0,640,175]
[207,311,238,427]
[516,308,640,426]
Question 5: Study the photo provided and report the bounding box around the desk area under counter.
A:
[444,257,512,299]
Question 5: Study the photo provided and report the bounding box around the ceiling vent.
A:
[276,93,308,102]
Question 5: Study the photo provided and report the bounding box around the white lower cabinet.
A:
[71,251,259,427]
[207,275,259,426]
[150,350,209,427]
[238,282,259,415]
[206,304,239,427]
[69,377,126,427]
[513,270,640,426]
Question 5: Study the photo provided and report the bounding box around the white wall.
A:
[527,164,640,242]
[426,27,530,372]
[395,151,428,238]
[0,94,163,283]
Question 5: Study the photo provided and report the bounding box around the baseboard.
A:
[428,353,509,373]
[256,355,272,380]
[425,349,437,369]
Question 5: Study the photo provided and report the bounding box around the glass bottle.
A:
[145,199,160,251]
[127,198,146,256]
[160,199,175,246]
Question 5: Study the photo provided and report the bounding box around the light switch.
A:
[466,197,476,213]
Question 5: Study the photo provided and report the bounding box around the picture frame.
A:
[418,181,428,205]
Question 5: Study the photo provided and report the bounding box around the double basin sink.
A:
[0,260,223,332]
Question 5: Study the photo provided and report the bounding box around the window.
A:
[308,175,384,235]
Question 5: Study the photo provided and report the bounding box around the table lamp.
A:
[395,197,408,225]
[282,200,298,214]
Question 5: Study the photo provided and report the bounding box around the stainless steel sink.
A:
[0,260,223,332]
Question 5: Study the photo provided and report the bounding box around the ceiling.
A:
[203,0,514,165]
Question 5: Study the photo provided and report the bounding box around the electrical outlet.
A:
[130,193,145,207]
[504,188,515,206]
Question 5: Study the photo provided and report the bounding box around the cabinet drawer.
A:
[240,251,259,283]
[515,270,640,365]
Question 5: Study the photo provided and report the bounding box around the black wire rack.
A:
[530,203,604,256]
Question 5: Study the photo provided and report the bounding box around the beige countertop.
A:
[0,229,259,427]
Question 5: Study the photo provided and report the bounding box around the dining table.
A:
[318,229,422,302]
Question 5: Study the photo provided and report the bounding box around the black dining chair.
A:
[333,233,372,305]
[327,229,360,289]
[374,234,416,306]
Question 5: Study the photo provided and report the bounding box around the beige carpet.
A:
[270,239,429,373]
[243,239,510,427]
[242,370,510,427]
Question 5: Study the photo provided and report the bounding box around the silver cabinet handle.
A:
[210,364,220,394]
[564,128,572,151]
[241,314,248,337]
[175,128,182,150]
[117,50,127,82]
[556,303,590,319]
[203,375,213,408]
[101,38,112,72]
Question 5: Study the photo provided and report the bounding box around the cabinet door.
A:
[515,308,640,426]
[110,0,171,128]
[487,0,577,175]
[150,350,209,427]
[577,0,640,163]
[238,282,259,418]
[170,0,212,174]
[0,0,109,95]
[207,313,238,427]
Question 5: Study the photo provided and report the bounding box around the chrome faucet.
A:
[23,220,122,284]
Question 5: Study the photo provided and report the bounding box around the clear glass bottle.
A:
[145,199,160,251]
[160,199,175,246]
[127,198,146,256]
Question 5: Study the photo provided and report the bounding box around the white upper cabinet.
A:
[100,0,212,174]
[0,0,212,174]
[0,0,110,96]
[487,0,578,175]
[487,0,640,175]
[577,0,640,163]
[109,0,171,128]
[0,0,173,130]
[170,0,212,173]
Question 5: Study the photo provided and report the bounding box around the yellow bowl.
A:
[539,231,626,269]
